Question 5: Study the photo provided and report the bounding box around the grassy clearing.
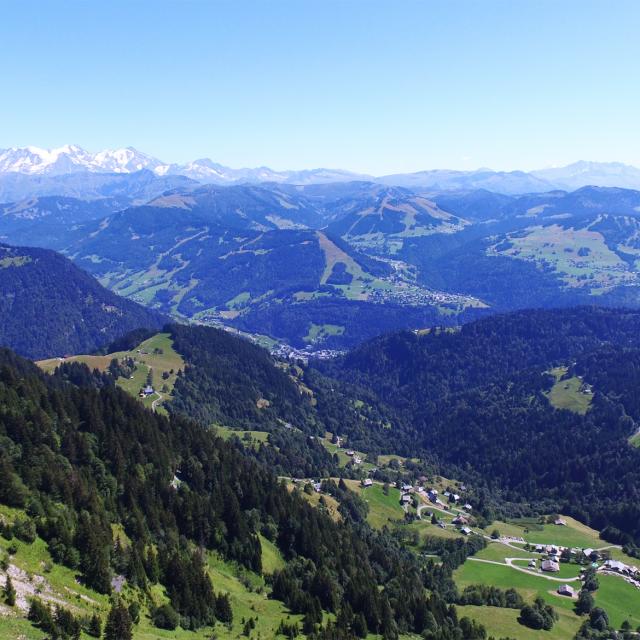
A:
[404,519,463,541]
[454,561,579,613]
[456,604,581,640]
[491,515,603,549]
[285,482,342,522]
[474,542,537,562]
[491,224,636,292]
[259,534,286,574]
[38,332,185,416]
[304,323,345,343]
[215,426,271,450]
[342,480,405,529]
[594,574,640,629]
[115,332,184,413]
[545,367,592,415]
[320,436,376,472]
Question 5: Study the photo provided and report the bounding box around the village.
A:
[290,432,640,609]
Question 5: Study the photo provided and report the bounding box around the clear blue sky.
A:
[1,0,639,174]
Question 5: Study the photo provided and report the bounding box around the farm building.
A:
[557,584,575,597]
[541,560,560,572]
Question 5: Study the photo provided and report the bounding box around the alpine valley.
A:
[1,147,640,640]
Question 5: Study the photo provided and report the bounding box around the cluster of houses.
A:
[600,559,640,589]
[345,449,362,465]
[532,545,640,590]
[393,482,474,532]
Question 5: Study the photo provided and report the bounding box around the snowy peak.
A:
[2,146,640,192]
[0,145,161,176]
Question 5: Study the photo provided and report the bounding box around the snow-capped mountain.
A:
[0,145,162,176]
[2,146,640,192]
[0,145,367,184]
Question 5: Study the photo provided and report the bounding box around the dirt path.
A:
[151,391,164,412]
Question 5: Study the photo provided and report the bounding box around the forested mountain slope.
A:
[0,343,492,640]
[320,307,640,546]
[0,244,165,359]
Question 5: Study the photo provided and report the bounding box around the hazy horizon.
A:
[1,0,638,174]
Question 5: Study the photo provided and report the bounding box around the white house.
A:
[557,584,575,597]
[541,560,560,572]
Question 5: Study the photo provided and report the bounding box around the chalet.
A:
[401,494,412,504]
[143,385,154,396]
[438,522,446,529]
[554,518,567,526]
[583,548,597,560]
[604,559,625,572]
[443,491,451,498]
[541,560,560,572]
[312,482,322,493]
[362,478,373,488]
[452,515,469,526]
[557,584,575,597]
[459,484,467,492]
[346,450,355,456]
[353,455,362,464]
[528,559,536,568]
[401,483,413,492]
[461,526,472,535]
[463,503,472,511]
[452,494,460,502]
[535,545,544,553]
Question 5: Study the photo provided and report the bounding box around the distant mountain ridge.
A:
[3,145,640,192]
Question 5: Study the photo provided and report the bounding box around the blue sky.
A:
[1,0,638,174]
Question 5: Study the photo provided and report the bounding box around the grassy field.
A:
[456,604,582,640]
[454,555,640,633]
[37,332,185,416]
[115,332,184,414]
[215,426,271,450]
[491,515,604,549]
[285,481,342,522]
[454,560,580,610]
[342,480,405,528]
[491,224,636,292]
[594,574,640,628]
[320,436,376,472]
[304,323,345,343]
[474,542,537,562]
[544,366,592,415]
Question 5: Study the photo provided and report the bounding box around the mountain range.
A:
[3,145,640,193]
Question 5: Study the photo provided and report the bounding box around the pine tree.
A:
[215,592,233,625]
[104,600,133,640]
[4,574,16,606]
[88,613,102,637]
